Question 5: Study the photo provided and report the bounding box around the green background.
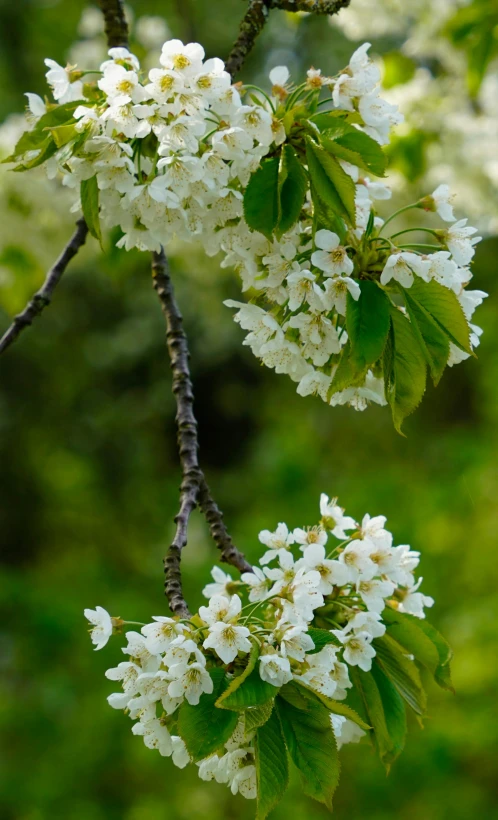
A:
[0,2,497,819]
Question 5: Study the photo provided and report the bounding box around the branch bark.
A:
[0,219,89,355]
[152,250,251,615]
[226,0,351,77]
[98,0,129,48]
[225,0,271,78]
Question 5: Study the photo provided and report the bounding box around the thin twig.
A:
[225,0,351,78]
[272,0,351,12]
[0,0,129,356]
[0,219,89,355]
[199,481,252,574]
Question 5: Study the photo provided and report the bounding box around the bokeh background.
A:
[1,1,497,818]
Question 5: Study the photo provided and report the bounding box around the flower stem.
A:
[378,203,420,235]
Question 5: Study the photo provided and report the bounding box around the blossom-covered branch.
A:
[226,0,352,78]
[0,218,89,355]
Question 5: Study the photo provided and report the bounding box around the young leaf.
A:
[383,607,454,692]
[307,627,341,653]
[80,176,103,246]
[408,277,472,354]
[243,156,280,240]
[384,307,427,434]
[350,665,406,768]
[3,101,80,163]
[216,641,259,708]
[402,287,450,385]
[49,123,80,148]
[255,706,289,819]
[277,144,308,238]
[217,664,277,711]
[346,281,391,371]
[245,700,275,733]
[373,634,427,716]
[370,663,407,765]
[327,341,368,401]
[177,668,238,761]
[276,693,340,810]
[309,114,351,135]
[306,136,356,226]
[321,130,387,178]
[13,137,59,171]
[293,681,370,730]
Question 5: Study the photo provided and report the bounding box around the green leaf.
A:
[306,136,356,226]
[346,281,391,371]
[383,607,454,692]
[402,287,450,385]
[408,277,472,354]
[49,124,80,148]
[276,144,308,238]
[243,156,280,240]
[276,694,340,810]
[12,137,59,171]
[245,700,275,733]
[307,627,341,653]
[350,665,406,768]
[3,101,81,163]
[177,668,238,761]
[294,681,370,730]
[309,113,351,134]
[217,664,277,711]
[373,634,427,716]
[80,176,103,246]
[384,306,427,434]
[216,641,259,708]
[327,341,367,400]
[255,706,289,819]
[322,130,387,178]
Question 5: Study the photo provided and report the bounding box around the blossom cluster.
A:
[85,493,434,801]
[26,40,278,252]
[13,39,486,417]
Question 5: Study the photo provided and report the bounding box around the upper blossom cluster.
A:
[85,493,434,801]
[16,39,486,423]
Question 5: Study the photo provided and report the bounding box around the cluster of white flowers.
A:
[26,39,278,252]
[14,39,486,415]
[85,493,434,799]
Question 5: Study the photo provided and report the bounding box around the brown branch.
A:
[225,0,351,77]
[199,481,252,574]
[0,219,89,355]
[98,0,129,48]
[225,0,271,78]
[152,250,251,615]
[272,0,351,12]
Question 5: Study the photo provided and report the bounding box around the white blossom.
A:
[84,606,113,650]
[203,622,252,664]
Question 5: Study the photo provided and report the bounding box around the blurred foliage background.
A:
[0,1,497,819]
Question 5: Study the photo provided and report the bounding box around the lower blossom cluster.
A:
[85,493,435,800]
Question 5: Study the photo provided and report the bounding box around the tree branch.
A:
[152,250,251,615]
[226,0,351,77]
[0,219,89,355]
[225,0,271,78]
[97,0,129,48]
